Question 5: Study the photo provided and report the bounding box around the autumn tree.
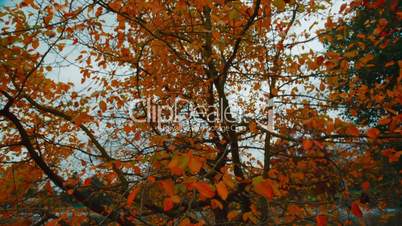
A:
[319,0,402,223]
[0,0,401,225]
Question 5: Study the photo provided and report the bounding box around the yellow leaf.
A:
[57,43,65,51]
[168,153,189,175]
[178,218,191,226]
[273,0,286,11]
[344,50,358,58]
[223,171,236,189]
[171,195,181,203]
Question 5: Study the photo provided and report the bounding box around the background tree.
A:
[320,0,402,223]
[323,0,401,125]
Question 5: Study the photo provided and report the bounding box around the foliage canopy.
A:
[0,0,401,225]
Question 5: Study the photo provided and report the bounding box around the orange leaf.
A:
[223,171,236,189]
[160,179,175,196]
[253,82,261,90]
[188,154,203,174]
[168,154,189,176]
[346,125,360,136]
[216,181,228,200]
[193,182,215,198]
[74,112,91,126]
[303,139,313,150]
[227,210,240,221]
[178,218,191,226]
[45,181,53,195]
[171,195,181,203]
[253,177,273,200]
[23,0,34,5]
[99,100,107,112]
[351,201,362,218]
[316,214,328,226]
[367,128,380,139]
[249,121,258,133]
[163,197,174,211]
[127,186,141,206]
[32,39,39,49]
[123,125,132,134]
[378,117,391,125]
[45,218,60,226]
[211,199,223,209]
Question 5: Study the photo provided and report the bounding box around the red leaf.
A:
[351,201,363,218]
[127,186,141,206]
[163,198,174,211]
[83,178,92,187]
[316,214,328,226]
[303,139,313,150]
[45,181,53,195]
[346,125,360,137]
[361,181,370,191]
[367,128,380,139]
[134,131,141,141]
[80,160,87,166]
[339,3,347,13]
